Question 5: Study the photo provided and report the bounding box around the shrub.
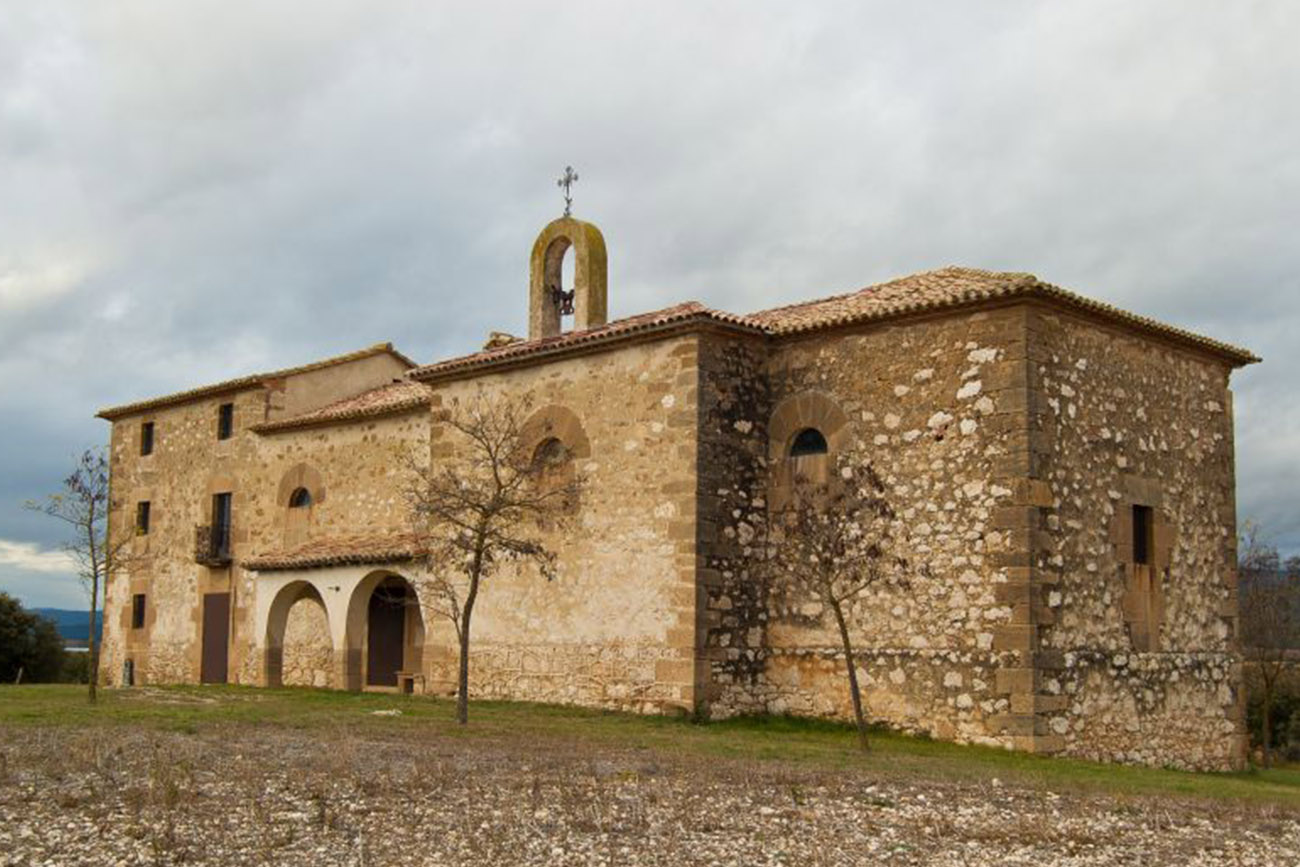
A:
[1245,663,1300,759]
[0,592,66,683]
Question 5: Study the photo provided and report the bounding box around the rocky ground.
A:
[1,719,1296,866]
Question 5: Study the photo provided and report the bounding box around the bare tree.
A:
[26,448,129,703]
[1238,523,1300,767]
[402,394,580,725]
[764,456,909,751]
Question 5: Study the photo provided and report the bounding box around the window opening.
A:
[211,492,232,559]
[140,422,155,456]
[136,501,151,535]
[217,403,234,440]
[288,487,312,509]
[789,428,829,457]
[131,594,146,629]
[1133,505,1153,566]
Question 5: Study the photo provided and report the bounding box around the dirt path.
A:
[1,724,1296,866]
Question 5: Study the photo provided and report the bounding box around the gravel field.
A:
[1,719,1297,867]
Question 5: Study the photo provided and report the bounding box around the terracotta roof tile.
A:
[97,343,418,420]
[746,268,1259,365]
[244,532,426,571]
[409,266,1256,382]
[409,301,759,380]
[251,380,432,434]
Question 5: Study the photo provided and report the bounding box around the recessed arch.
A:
[342,570,425,691]
[277,463,326,507]
[521,404,592,461]
[768,392,852,492]
[768,391,852,464]
[265,581,333,688]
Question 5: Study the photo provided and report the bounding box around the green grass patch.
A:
[3,683,1298,807]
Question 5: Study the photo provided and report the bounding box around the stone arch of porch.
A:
[261,579,332,686]
[341,570,426,691]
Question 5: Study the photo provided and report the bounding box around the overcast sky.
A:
[2,1,1297,608]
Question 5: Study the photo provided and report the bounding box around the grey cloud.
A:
[1,0,1298,611]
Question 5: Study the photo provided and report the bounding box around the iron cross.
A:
[557,166,578,217]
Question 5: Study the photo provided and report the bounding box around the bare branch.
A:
[399,391,582,724]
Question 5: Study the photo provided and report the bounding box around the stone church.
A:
[98,211,1257,770]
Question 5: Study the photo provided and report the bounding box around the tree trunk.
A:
[830,598,869,752]
[87,574,99,705]
[1262,676,1274,768]
[455,573,480,726]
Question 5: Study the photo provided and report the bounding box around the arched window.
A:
[530,436,572,478]
[288,487,312,509]
[532,437,570,470]
[789,428,829,458]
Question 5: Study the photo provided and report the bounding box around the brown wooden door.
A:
[366,587,405,687]
[201,593,230,684]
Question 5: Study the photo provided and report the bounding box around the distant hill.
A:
[32,609,103,644]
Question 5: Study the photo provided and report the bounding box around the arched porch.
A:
[254,565,426,692]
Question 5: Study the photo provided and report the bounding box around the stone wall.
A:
[695,331,771,714]
[98,300,1248,770]
[702,307,1034,748]
[102,384,266,687]
[100,354,414,689]
[419,334,702,714]
[234,409,430,686]
[280,594,334,688]
[1027,306,1245,769]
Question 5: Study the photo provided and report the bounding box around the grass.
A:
[4,683,1299,808]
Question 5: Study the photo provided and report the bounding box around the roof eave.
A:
[249,398,432,435]
[767,285,1259,368]
[95,343,413,421]
[408,313,765,385]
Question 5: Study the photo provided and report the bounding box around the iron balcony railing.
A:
[194,523,232,566]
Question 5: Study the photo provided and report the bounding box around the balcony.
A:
[194,523,232,567]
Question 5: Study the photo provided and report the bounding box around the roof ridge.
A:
[408,299,756,380]
[97,342,414,420]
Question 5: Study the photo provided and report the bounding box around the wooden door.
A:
[366,586,405,687]
[201,592,230,684]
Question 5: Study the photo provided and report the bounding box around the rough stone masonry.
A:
[96,213,1258,770]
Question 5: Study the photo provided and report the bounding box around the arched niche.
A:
[528,217,608,339]
[277,463,325,507]
[277,463,324,548]
[768,392,852,489]
[521,404,592,460]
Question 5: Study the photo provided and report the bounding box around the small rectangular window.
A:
[211,492,232,558]
[131,594,146,629]
[136,501,151,535]
[140,422,155,456]
[1132,505,1153,566]
[217,403,234,440]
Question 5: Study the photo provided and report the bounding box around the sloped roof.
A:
[96,343,417,420]
[747,268,1259,363]
[410,267,1257,382]
[251,380,433,434]
[409,301,761,380]
[243,532,426,571]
